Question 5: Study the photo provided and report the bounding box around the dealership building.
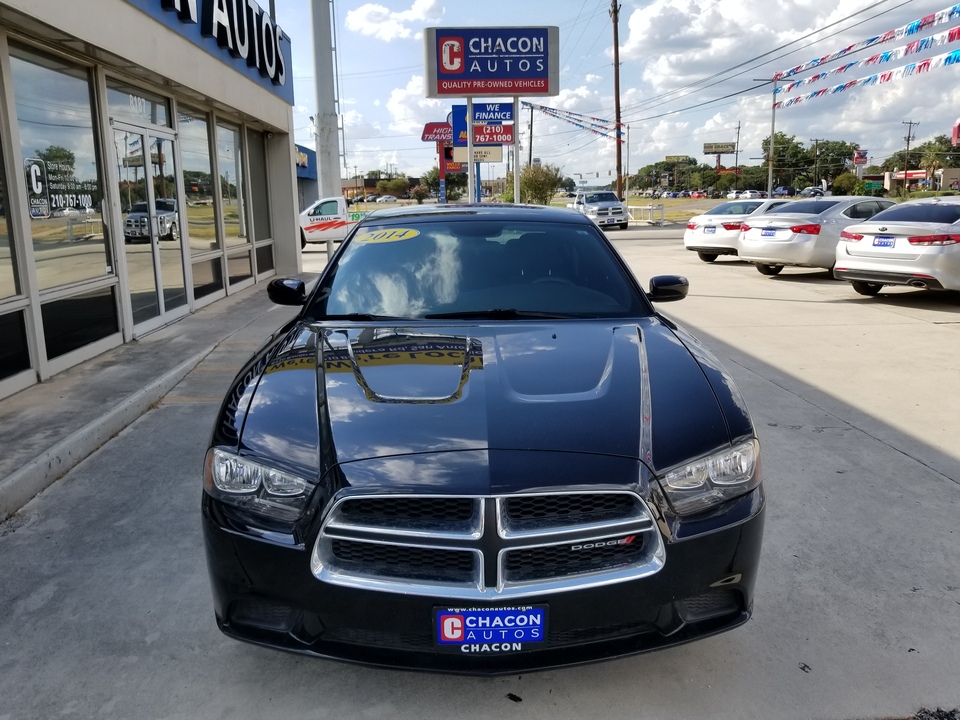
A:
[0,0,302,401]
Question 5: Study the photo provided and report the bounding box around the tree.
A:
[411,185,430,204]
[419,166,467,201]
[831,172,858,196]
[919,146,941,191]
[561,176,576,193]
[35,145,76,176]
[761,133,809,187]
[518,163,565,204]
[810,140,860,184]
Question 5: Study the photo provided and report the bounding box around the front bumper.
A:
[202,490,765,674]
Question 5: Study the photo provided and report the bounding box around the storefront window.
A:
[217,122,247,249]
[105,79,170,128]
[0,138,21,300]
[246,129,271,241]
[179,107,219,255]
[10,45,112,292]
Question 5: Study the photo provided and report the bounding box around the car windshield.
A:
[308,219,648,320]
[129,200,175,213]
[776,200,841,214]
[868,204,960,224]
[705,201,763,215]
[583,192,619,203]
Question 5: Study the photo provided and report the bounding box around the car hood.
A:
[226,319,744,484]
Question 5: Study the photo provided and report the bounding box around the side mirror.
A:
[647,275,689,303]
[267,277,307,306]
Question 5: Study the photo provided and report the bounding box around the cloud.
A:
[384,75,445,134]
[345,0,443,42]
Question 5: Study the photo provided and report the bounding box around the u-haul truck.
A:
[299,197,367,248]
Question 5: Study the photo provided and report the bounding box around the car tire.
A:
[619,223,628,230]
[756,264,783,276]
[851,280,882,296]
[697,252,718,263]
[168,223,179,243]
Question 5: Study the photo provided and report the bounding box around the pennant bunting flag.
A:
[775,26,960,94]
[521,101,624,143]
[772,3,960,81]
[774,47,960,109]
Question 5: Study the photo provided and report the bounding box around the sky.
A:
[274,0,960,183]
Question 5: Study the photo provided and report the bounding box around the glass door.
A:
[113,127,186,327]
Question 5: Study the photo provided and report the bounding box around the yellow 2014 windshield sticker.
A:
[354,228,421,243]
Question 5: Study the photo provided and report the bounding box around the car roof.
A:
[362,203,597,226]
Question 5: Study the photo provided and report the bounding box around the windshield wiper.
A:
[422,309,576,320]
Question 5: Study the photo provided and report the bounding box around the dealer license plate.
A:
[435,605,547,653]
[704,226,716,234]
[872,235,895,247]
[761,228,776,237]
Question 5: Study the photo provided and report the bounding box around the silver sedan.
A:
[683,199,791,262]
[738,197,895,275]
[834,197,960,295]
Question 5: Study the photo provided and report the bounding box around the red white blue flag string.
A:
[521,101,624,143]
[774,47,960,109]
[775,26,960,94]
[772,3,960,81]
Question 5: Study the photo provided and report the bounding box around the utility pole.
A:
[903,120,919,197]
[527,104,534,167]
[734,121,741,191]
[809,138,825,188]
[610,0,623,198]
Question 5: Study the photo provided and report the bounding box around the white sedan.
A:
[834,197,960,295]
[683,199,791,262]
[376,195,397,203]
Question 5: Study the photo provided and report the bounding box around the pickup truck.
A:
[299,197,366,248]
[124,198,179,243]
[567,191,629,230]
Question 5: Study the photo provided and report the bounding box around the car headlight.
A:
[203,448,312,521]
[658,439,760,516]
[585,208,599,216]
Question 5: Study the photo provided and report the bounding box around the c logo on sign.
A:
[439,38,464,73]
[440,614,464,641]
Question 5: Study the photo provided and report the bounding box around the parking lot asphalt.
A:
[1,219,959,719]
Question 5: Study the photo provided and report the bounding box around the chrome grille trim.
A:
[311,491,664,599]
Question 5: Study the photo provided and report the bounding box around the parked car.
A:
[690,190,706,199]
[738,197,895,275]
[739,190,762,199]
[376,195,397,203]
[834,197,960,295]
[773,186,797,197]
[203,203,765,673]
[725,190,741,199]
[684,199,791,262]
[364,194,379,202]
[799,186,825,197]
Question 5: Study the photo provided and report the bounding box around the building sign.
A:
[472,102,513,122]
[703,143,737,154]
[422,122,453,142]
[24,158,97,218]
[453,146,503,163]
[473,124,513,144]
[853,150,868,165]
[424,26,559,97]
[451,104,514,147]
[125,0,294,104]
[665,155,691,162]
[25,159,50,219]
[295,144,317,180]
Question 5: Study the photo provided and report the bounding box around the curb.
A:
[0,348,213,521]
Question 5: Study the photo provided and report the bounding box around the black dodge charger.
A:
[202,203,765,673]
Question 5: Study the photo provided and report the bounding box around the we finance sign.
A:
[425,26,559,98]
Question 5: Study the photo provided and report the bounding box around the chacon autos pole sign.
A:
[424,26,559,98]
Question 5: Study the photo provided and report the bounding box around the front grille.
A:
[502,493,640,533]
[504,536,647,583]
[330,539,476,583]
[680,589,741,621]
[313,491,664,599]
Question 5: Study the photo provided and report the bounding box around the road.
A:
[2,224,958,720]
